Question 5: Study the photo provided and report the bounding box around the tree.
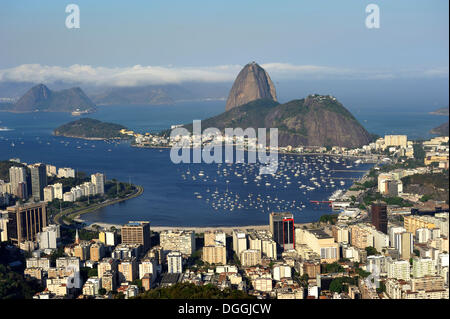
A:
[365,246,379,256]
[132,282,255,299]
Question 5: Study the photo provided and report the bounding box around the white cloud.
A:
[0,63,447,87]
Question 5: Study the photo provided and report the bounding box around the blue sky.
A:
[0,0,448,109]
[1,0,447,68]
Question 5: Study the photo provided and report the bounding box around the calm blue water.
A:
[0,101,447,226]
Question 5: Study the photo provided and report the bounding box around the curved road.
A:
[53,185,144,226]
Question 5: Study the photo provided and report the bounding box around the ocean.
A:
[0,101,447,226]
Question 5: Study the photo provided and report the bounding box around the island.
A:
[53,118,130,140]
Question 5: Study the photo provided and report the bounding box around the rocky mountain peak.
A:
[225,62,277,111]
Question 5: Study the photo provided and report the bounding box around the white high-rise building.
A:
[412,257,435,278]
[57,168,75,178]
[38,224,60,249]
[9,166,27,197]
[91,173,105,195]
[416,228,432,244]
[43,186,55,202]
[167,251,183,274]
[139,258,157,279]
[63,192,74,202]
[389,226,406,248]
[273,264,292,281]
[387,258,411,281]
[232,230,247,256]
[46,165,57,177]
[53,183,63,199]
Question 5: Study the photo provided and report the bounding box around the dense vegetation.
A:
[318,214,339,225]
[321,262,346,274]
[0,242,43,299]
[133,282,255,299]
[402,171,449,190]
[365,246,379,256]
[184,95,372,148]
[329,276,358,293]
[54,118,129,139]
[401,170,449,203]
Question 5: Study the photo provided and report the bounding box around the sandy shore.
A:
[82,221,314,234]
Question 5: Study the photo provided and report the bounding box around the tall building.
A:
[295,228,339,263]
[204,231,226,246]
[160,230,196,256]
[202,245,227,265]
[139,258,157,279]
[240,249,262,267]
[90,243,105,262]
[232,229,247,256]
[118,258,137,283]
[121,221,151,252]
[38,224,60,249]
[387,258,411,281]
[98,258,118,278]
[53,183,63,200]
[270,212,295,251]
[389,226,406,248]
[6,202,47,244]
[248,229,278,259]
[396,232,413,260]
[412,257,435,278]
[91,173,105,195]
[43,186,54,202]
[9,166,28,198]
[57,167,75,178]
[167,251,183,274]
[30,163,47,201]
[371,202,388,234]
[99,230,116,246]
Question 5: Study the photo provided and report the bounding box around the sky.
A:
[0,0,448,109]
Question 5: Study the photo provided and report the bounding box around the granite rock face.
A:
[225,62,277,111]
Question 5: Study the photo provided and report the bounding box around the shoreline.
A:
[83,221,315,234]
[53,133,131,141]
[54,185,144,226]
[131,144,380,161]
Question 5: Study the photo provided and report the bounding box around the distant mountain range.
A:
[89,83,229,105]
[0,81,230,108]
[0,84,96,113]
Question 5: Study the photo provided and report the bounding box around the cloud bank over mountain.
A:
[0,63,447,87]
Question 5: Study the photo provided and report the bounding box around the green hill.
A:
[184,95,372,148]
[53,118,129,140]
